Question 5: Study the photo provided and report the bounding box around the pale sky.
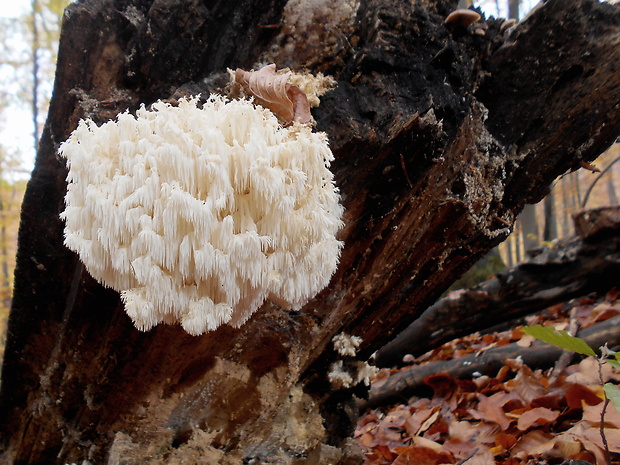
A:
[1,0,34,180]
[2,0,28,19]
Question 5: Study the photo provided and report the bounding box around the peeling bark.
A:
[1,0,619,463]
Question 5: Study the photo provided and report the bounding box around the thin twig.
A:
[598,356,612,465]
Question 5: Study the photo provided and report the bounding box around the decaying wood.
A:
[375,206,620,368]
[1,0,619,463]
[366,314,620,409]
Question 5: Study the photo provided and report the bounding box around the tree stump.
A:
[1,0,619,463]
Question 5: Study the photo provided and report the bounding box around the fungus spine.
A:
[60,95,344,335]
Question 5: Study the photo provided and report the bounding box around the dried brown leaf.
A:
[530,393,562,410]
[494,432,518,451]
[382,405,411,429]
[566,357,612,385]
[424,373,458,399]
[415,408,441,436]
[459,449,496,465]
[516,407,560,431]
[552,435,583,459]
[359,432,377,448]
[510,429,556,459]
[516,333,535,348]
[441,438,479,459]
[392,445,454,465]
[373,444,398,462]
[235,64,311,124]
[498,459,521,465]
[405,406,440,437]
[564,422,611,463]
[448,420,499,445]
[565,383,603,409]
[582,402,620,428]
[510,365,547,405]
[470,392,513,430]
[411,435,443,452]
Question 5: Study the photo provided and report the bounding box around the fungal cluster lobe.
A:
[60,96,343,335]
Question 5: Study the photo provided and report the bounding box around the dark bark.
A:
[1,0,620,463]
[366,314,620,409]
[374,206,620,368]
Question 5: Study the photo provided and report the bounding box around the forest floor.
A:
[355,288,620,465]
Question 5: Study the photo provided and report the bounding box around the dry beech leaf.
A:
[372,444,397,462]
[459,449,496,465]
[425,373,458,398]
[582,402,620,428]
[470,392,513,431]
[510,365,547,405]
[494,431,518,450]
[392,445,453,465]
[235,64,312,124]
[441,437,480,459]
[565,421,620,461]
[448,420,498,445]
[358,432,376,448]
[411,435,443,452]
[405,406,439,437]
[565,383,602,409]
[417,408,441,436]
[552,435,584,459]
[567,357,614,385]
[516,333,535,347]
[510,430,556,459]
[516,407,560,431]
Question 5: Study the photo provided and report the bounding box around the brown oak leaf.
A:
[235,64,312,124]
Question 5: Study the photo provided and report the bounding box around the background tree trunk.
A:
[1,0,620,463]
[519,203,539,254]
[543,191,558,242]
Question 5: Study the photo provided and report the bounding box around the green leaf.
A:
[608,360,620,371]
[604,383,620,412]
[521,325,596,357]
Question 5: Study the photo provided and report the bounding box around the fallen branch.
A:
[364,314,620,409]
[374,207,620,368]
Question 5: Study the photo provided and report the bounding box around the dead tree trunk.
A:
[1,0,619,463]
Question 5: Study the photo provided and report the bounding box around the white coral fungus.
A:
[328,360,354,389]
[60,96,344,335]
[332,333,362,357]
